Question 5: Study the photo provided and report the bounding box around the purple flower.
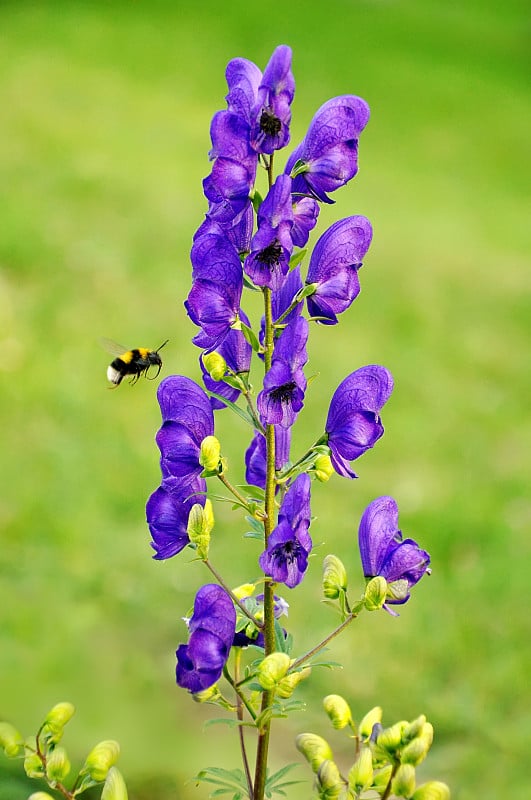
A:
[233,593,289,648]
[225,57,262,121]
[186,233,243,347]
[194,204,253,257]
[176,584,236,693]
[285,95,370,203]
[306,216,373,324]
[146,476,206,560]
[155,376,214,484]
[250,45,295,155]
[257,316,308,428]
[325,366,394,478]
[359,496,431,607]
[200,312,252,410]
[259,474,312,588]
[292,196,320,247]
[245,426,291,489]
[244,174,294,290]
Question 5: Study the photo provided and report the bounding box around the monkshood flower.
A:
[244,174,294,290]
[225,57,262,121]
[200,312,252,410]
[176,584,236,693]
[146,476,206,560]
[156,376,214,483]
[325,365,394,478]
[250,45,295,154]
[186,232,243,348]
[194,204,253,257]
[306,216,373,324]
[359,496,431,607]
[257,316,308,428]
[245,426,291,489]
[285,95,370,203]
[259,474,312,588]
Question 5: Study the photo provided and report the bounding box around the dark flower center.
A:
[258,241,282,269]
[270,381,297,404]
[260,109,282,136]
[272,539,302,564]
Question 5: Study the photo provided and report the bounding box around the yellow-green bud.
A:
[392,764,416,798]
[348,746,373,793]
[295,733,333,773]
[401,725,433,766]
[192,684,220,703]
[372,764,393,789]
[277,667,311,699]
[199,435,221,472]
[376,721,408,754]
[83,740,121,782]
[404,715,427,741]
[387,578,409,603]
[202,352,227,381]
[101,766,128,800]
[322,555,348,599]
[359,706,382,739]
[187,499,214,559]
[41,702,76,745]
[323,694,352,730]
[411,781,450,800]
[28,794,55,800]
[317,759,344,799]
[314,454,334,482]
[0,722,23,757]
[24,750,44,779]
[364,576,388,611]
[232,583,256,601]
[46,746,71,783]
[256,652,291,691]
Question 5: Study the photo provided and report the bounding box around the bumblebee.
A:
[102,339,169,387]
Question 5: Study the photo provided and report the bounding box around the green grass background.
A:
[1,1,529,798]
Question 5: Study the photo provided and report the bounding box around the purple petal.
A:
[358,496,400,577]
[157,376,214,434]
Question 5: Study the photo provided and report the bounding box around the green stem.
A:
[204,559,263,629]
[233,650,254,799]
[217,473,266,519]
[381,761,399,800]
[289,602,364,672]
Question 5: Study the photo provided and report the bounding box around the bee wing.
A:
[100,338,130,357]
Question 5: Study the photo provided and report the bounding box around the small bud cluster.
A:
[297,699,449,800]
[0,703,127,800]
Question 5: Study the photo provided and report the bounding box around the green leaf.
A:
[240,322,261,353]
[243,529,264,541]
[237,484,266,501]
[244,514,264,533]
[295,281,317,299]
[206,392,255,427]
[289,248,307,270]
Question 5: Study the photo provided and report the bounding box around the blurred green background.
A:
[1,1,529,798]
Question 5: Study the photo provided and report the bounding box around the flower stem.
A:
[204,559,263,629]
[289,602,365,672]
[217,472,266,519]
[233,650,254,799]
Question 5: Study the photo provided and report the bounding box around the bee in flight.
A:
[101,339,169,387]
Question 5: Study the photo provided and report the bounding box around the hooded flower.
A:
[245,426,291,489]
[359,496,431,607]
[285,95,370,203]
[155,376,215,484]
[259,474,312,588]
[176,584,236,693]
[257,316,308,428]
[306,216,373,324]
[250,45,295,154]
[146,476,206,560]
[291,196,320,247]
[325,366,394,478]
[244,174,294,290]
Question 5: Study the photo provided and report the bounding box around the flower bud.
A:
[372,764,393,789]
[411,781,450,800]
[192,684,220,703]
[28,794,55,800]
[187,500,214,559]
[41,702,75,745]
[314,454,334,482]
[322,555,347,599]
[404,715,427,741]
[24,748,44,780]
[257,652,291,690]
[277,667,311,699]
[46,746,71,783]
[364,576,388,611]
[348,745,373,793]
[316,759,344,799]
[391,763,416,797]
[0,722,23,757]
[359,706,382,740]
[376,721,408,755]
[199,435,221,472]
[401,724,433,766]
[296,733,333,773]
[101,766,128,800]
[323,694,352,730]
[82,740,120,782]
[232,583,256,601]
[203,352,227,381]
